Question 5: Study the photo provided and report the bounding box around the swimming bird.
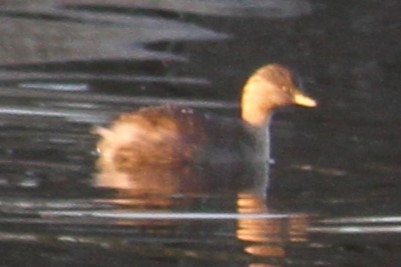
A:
[95,64,317,196]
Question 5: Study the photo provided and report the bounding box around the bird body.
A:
[95,64,316,196]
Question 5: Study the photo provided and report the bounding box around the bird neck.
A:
[241,93,273,127]
[243,115,271,162]
[241,103,273,127]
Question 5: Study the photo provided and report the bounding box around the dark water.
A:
[0,1,400,266]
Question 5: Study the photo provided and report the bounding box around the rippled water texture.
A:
[0,1,400,266]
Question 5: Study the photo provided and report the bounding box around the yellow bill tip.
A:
[293,91,317,108]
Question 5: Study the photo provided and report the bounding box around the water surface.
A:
[0,1,400,266]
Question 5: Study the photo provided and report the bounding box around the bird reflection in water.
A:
[237,193,309,264]
[93,64,315,265]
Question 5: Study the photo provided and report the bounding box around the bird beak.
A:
[292,89,317,108]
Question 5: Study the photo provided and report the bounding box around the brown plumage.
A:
[95,64,317,196]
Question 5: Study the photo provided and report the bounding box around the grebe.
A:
[95,64,317,195]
